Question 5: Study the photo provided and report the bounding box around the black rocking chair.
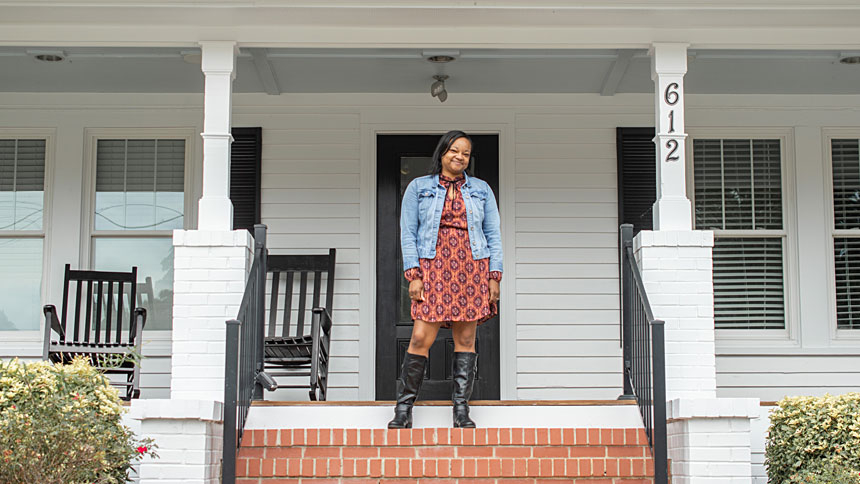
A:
[42,264,147,400]
[264,249,336,401]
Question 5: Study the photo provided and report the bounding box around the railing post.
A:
[222,319,241,484]
[651,319,669,484]
[252,224,267,400]
[619,224,636,400]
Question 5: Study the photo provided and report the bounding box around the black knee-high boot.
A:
[387,352,427,429]
[452,351,478,428]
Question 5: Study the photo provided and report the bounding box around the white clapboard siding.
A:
[513,113,625,400]
[716,355,860,401]
[235,109,362,400]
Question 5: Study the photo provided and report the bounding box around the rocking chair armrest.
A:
[312,307,332,332]
[132,307,147,334]
[43,305,64,340]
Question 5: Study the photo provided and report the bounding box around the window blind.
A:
[832,139,860,330]
[832,139,860,230]
[693,138,785,330]
[835,237,860,330]
[693,139,782,230]
[713,238,785,329]
[0,139,46,230]
[96,139,185,193]
[95,139,185,231]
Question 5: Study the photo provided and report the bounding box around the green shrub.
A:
[766,393,860,484]
[0,357,156,484]
[785,460,860,484]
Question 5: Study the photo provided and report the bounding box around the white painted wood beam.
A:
[250,47,281,96]
[600,49,634,97]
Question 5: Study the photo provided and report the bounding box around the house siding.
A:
[233,108,363,400]
[1,93,859,402]
[512,111,650,400]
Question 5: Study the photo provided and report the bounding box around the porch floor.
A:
[245,400,642,429]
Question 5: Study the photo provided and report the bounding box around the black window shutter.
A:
[616,127,656,235]
[230,127,262,232]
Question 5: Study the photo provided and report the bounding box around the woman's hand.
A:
[489,279,500,305]
[409,279,425,301]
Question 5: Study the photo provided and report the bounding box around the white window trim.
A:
[0,128,55,351]
[81,128,196,343]
[822,128,860,343]
[685,128,799,349]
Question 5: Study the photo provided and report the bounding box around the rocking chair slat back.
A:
[264,249,336,401]
[60,267,137,345]
[43,264,147,400]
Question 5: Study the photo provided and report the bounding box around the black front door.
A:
[376,134,501,401]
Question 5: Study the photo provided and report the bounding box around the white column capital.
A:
[199,41,239,77]
[649,42,690,77]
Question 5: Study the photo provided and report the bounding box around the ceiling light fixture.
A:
[28,50,66,62]
[838,52,860,65]
[430,75,449,103]
[427,55,456,64]
[422,50,459,64]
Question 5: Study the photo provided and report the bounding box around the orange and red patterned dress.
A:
[404,174,502,327]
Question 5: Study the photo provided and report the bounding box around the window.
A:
[0,138,47,331]
[692,138,786,330]
[90,137,188,331]
[831,138,860,330]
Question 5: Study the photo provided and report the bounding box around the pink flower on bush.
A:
[136,446,148,454]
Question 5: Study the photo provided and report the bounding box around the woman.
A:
[388,130,503,429]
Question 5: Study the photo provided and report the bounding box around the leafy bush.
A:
[0,357,156,484]
[766,393,860,484]
[785,460,860,484]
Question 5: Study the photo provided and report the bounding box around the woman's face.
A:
[440,137,471,177]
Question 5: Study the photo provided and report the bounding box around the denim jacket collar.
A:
[434,172,472,189]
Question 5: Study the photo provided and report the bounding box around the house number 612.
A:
[664,82,680,162]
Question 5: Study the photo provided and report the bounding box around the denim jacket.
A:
[400,173,503,273]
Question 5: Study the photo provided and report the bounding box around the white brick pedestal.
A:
[634,230,716,400]
[130,400,224,484]
[635,230,759,483]
[130,230,251,482]
[171,229,253,400]
[667,398,760,484]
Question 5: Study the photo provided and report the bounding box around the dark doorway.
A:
[376,134,501,401]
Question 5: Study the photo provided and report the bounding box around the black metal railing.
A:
[223,224,268,484]
[619,224,668,484]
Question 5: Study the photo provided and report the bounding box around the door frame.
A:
[358,122,516,401]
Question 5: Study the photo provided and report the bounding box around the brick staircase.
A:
[236,427,655,483]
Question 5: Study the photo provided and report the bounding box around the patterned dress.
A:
[404,174,502,327]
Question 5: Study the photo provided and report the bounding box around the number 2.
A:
[666,139,679,162]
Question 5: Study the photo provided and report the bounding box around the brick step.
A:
[236,428,654,483]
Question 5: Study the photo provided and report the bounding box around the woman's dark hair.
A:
[429,130,473,174]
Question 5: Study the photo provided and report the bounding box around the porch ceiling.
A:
[1,46,860,95]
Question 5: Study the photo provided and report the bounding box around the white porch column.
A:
[137,42,249,483]
[197,41,237,231]
[640,43,757,484]
[650,43,692,231]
